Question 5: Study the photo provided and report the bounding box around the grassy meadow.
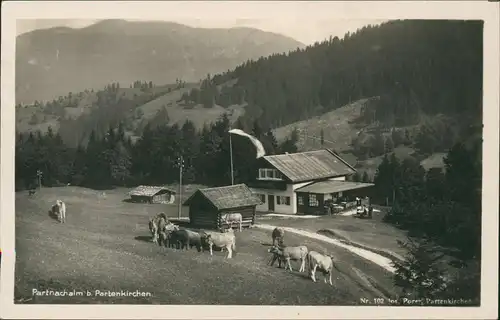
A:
[14,186,400,305]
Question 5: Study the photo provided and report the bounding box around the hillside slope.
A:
[16,19,304,104]
[15,80,246,147]
[272,97,452,179]
[186,20,482,133]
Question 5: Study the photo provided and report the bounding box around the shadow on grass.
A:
[47,210,61,223]
[122,199,137,203]
[134,235,153,243]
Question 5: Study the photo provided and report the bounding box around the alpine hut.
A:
[183,184,262,231]
[128,185,176,204]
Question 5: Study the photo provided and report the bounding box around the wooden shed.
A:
[183,184,263,231]
[128,185,176,204]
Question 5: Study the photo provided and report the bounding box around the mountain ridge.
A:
[16,19,305,104]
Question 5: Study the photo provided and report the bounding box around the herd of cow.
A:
[45,200,339,285]
[148,213,341,285]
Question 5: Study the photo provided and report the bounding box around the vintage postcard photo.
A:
[1,1,498,319]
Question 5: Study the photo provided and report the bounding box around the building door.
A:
[268,195,275,212]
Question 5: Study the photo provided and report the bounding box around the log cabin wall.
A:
[218,206,256,230]
[188,195,219,229]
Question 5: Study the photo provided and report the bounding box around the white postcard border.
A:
[1,1,498,319]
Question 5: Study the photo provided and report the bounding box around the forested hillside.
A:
[17,20,482,157]
[183,20,482,132]
[16,19,304,105]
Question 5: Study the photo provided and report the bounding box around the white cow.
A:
[306,251,341,285]
[202,230,236,259]
[221,213,243,232]
[56,199,67,223]
[268,245,309,272]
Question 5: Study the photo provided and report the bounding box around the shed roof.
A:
[129,185,176,197]
[295,180,374,194]
[263,149,356,183]
[183,183,262,210]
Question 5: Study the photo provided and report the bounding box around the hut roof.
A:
[183,184,262,210]
[129,185,176,197]
[263,149,356,183]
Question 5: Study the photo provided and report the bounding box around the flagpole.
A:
[229,130,234,185]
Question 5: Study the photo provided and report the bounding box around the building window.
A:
[277,196,291,206]
[258,194,266,203]
[266,169,273,178]
[258,168,284,181]
[297,196,304,206]
[309,194,319,207]
[273,170,284,180]
[259,169,266,179]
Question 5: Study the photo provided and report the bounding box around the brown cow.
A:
[271,227,285,246]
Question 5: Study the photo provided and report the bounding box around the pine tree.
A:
[392,237,448,301]
[372,130,386,157]
[385,136,395,153]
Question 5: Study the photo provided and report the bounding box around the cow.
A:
[202,229,236,259]
[54,200,66,223]
[271,227,285,246]
[306,251,341,285]
[268,245,308,272]
[28,189,36,196]
[167,229,204,252]
[157,221,179,247]
[48,204,60,221]
[148,212,168,244]
[221,213,243,232]
[148,219,159,244]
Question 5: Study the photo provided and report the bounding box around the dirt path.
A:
[254,224,397,273]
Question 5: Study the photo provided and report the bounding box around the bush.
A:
[392,237,448,303]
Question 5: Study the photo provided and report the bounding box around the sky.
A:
[16,18,386,45]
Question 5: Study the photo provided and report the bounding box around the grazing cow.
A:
[167,229,204,252]
[221,213,243,232]
[202,230,236,259]
[306,251,341,285]
[268,245,308,272]
[271,227,285,246]
[148,219,159,244]
[158,223,181,247]
[148,213,168,244]
[28,189,36,196]
[157,220,179,246]
[49,204,60,221]
[56,200,66,223]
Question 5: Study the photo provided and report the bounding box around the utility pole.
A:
[229,131,234,185]
[36,170,43,189]
[177,156,184,219]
